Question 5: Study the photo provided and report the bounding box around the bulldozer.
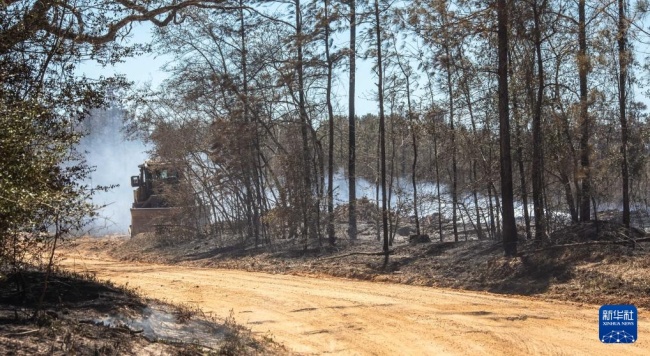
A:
[129,160,182,237]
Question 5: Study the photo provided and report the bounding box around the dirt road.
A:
[59,254,649,355]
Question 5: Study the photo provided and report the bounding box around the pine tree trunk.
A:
[325,0,336,245]
[497,0,517,256]
[295,0,317,241]
[348,0,358,240]
[531,0,547,240]
[578,0,591,222]
[408,94,420,236]
[618,0,630,228]
[444,43,459,243]
[510,53,532,240]
[374,0,389,268]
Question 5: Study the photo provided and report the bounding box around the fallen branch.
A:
[319,250,394,261]
[520,237,650,256]
[79,320,143,335]
[115,326,144,335]
[3,329,40,337]
[615,231,645,251]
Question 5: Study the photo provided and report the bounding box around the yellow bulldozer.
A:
[129,160,182,237]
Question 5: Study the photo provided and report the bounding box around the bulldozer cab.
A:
[130,161,181,209]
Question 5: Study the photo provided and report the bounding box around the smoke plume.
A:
[78,107,148,235]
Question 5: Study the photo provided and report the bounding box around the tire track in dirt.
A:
[59,254,650,355]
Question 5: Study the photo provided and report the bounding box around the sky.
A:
[78,23,379,117]
[78,23,170,89]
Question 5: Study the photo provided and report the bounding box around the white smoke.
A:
[78,107,149,235]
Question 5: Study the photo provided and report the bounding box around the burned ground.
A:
[0,268,285,355]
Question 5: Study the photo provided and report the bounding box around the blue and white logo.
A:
[599,304,637,343]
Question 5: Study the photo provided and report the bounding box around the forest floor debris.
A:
[0,268,286,355]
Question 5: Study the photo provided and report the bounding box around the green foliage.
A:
[2,100,78,227]
[0,90,109,271]
[0,1,127,271]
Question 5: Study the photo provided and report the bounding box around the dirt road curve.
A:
[60,255,648,355]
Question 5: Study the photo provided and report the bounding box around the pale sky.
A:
[77,23,170,89]
[77,23,379,117]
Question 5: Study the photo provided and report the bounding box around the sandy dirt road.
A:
[59,254,649,355]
